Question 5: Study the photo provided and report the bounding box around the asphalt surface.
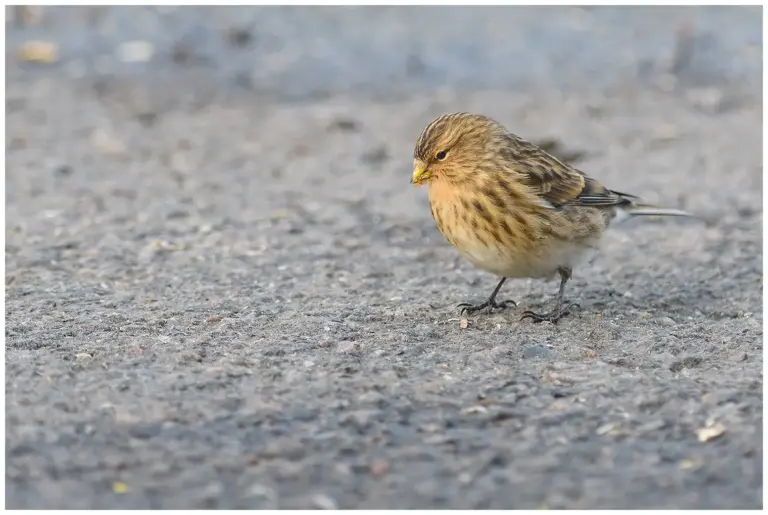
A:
[5,6,763,509]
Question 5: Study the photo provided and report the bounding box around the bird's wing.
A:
[505,135,633,209]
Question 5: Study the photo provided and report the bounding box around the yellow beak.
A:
[411,160,431,185]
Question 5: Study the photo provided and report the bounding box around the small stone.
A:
[686,87,723,111]
[334,463,352,477]
[696,422,726,442]
[679,458,702,470]
[17,41,58,63]
[420,423,443,434]
[117,40,155,63]
[337,341,360,354]
[596,423,619,435]
[651,123,681,142]
[659,316,676,327]
[461,405,488,415]
[358,391,386,406]
[669,356,703,372]
[199,481,224,500]
[327,118,360,132]
[637,419,667,433]
[129,423,162,439]
[548,399,571,412]
[180,351,202,363]
[54,165,74,176]
[522,345,553,360]
[655,352,676,368]
[312,494,338,510]
[244,483,276,501]
[367,366,392,377]
[91,128,127,156]
[344,410,376,431]
[370,459,390,477]
[729,352,748,363]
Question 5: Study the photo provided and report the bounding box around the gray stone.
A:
[522,345,553,360]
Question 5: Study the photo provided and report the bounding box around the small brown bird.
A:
[411,112,693,323]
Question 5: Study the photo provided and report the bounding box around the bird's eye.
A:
[436,150,448,161]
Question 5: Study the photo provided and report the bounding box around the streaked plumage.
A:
[411,112,693,323]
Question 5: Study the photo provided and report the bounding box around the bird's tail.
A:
[614,201,697,223]
[622,203,694,218]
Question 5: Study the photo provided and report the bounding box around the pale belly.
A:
[448,223,597,279]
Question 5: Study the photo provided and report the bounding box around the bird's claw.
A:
[458,298,517,316]
[520,302,580,324]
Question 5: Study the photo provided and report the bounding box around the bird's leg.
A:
[458,277,517,316]
[520,267,580,324]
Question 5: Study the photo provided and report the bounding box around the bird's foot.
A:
[458,298,517,316]
[520,302,580,324]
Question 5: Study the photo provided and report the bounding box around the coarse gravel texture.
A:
[5,6,763,510]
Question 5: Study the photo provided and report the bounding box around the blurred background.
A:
[7,6,762,99]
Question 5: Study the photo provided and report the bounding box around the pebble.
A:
[117,40,155,63]
[358,390,386,406]
[637,419,667,433]
[522,345,553,360]
[696,422,726,442]
[128,423,162,439]
[461,405,488,415]
[337,341,360,354]
[729,351,748,363]
[669,356,704,372]
[651,122,681,142]
[90,128,127,156]
[656,352,676,369]
[659,316,676,327]
[54,165,74,176]
[370,459,390,477]
[17,41,58,63]
[686,87,724,111]
[244,483,277,502]
[344,410,377,431]
[179,351,203,363]
[312,494,338,510]
[327,118,359,132]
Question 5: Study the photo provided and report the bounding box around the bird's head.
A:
[411,112,508,186]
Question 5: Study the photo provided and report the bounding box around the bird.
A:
[410,112,694,323]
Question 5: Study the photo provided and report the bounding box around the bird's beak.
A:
[411,160,431,186]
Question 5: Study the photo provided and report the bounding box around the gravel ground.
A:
[5,6,763,509]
